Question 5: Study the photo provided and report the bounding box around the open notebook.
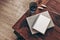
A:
[26,11,54,34]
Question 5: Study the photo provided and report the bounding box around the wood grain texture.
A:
[13,0,60,40]
[0,0,34,40]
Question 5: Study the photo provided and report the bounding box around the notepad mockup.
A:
[33,14,51,34]
[26,11,54,34]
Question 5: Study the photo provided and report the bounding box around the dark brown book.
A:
[12,0,60,40]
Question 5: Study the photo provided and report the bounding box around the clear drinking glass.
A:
[29,2,37,15]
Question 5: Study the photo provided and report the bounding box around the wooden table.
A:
[12,0,60,40]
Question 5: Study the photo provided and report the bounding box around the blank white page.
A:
[33,15,51,34]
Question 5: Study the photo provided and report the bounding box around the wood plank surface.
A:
[0,0,34,40]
